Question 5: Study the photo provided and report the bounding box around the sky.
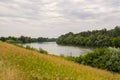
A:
[0,0,120,38]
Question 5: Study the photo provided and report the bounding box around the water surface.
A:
[24,42,92,57]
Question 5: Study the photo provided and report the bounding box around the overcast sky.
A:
[0,0,120,38]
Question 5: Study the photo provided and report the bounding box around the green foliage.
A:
[105,47,120,72]
[39,48,48,54]
[57,26,120,47]
[6,39,22,44]
[0,36,56,44]
[67,47,120,73]
[26,45,31,49]
[0,37,6,41]
[25,45,36,51]
[111,36,120,47]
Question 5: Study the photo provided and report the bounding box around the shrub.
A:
[67,47,120,73]
[39,48,48,54]
[25,45,36,50]
[25,45,31,49]
[104,47,120,72]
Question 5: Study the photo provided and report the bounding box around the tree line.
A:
[57,26,120,47]
[0,36,56,43]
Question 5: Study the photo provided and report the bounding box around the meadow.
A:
[0,41,120,80]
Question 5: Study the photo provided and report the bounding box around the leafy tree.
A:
[57,26,120,47]
[0,37,6,41]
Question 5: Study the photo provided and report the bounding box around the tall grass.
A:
[0,41,120,80]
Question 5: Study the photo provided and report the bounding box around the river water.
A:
[23,42,92,57]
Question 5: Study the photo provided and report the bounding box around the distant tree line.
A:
[57,26,120,47]
[0,36,56,43]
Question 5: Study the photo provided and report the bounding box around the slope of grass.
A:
[0,41,120,80]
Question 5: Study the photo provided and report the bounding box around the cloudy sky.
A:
[0,0,120,38]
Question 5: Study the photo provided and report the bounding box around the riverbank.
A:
[0,41,120,80]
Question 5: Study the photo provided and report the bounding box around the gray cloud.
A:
[0,0,120,37]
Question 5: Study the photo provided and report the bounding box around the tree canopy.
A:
[57,26,120,47]
[0,36,56,43]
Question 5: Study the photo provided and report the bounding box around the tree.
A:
[57,26,120,47]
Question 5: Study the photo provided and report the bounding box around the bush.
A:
[26,45,31,49]
[104,47,120,72]
[39,48,48,54]
[67,47,120,73]
[25,45,36,50]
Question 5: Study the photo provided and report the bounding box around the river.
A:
[23,42,92,57]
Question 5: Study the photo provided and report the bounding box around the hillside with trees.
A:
[57,26,120,47]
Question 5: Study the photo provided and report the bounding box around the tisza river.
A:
[23,42,92,57]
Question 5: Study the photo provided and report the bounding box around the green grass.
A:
[0,41,120,80]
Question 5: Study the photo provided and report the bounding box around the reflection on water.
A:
[23,42,92,57]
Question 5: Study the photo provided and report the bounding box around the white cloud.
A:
[0,0,120,37]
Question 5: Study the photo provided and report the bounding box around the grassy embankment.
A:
[0,41,120,80]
